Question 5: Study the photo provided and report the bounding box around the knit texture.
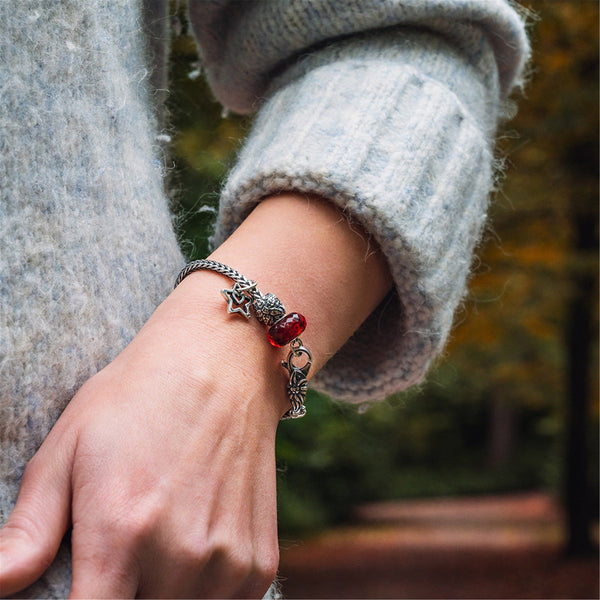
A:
[0,0,528,596]
[194,0,530,402]
[0,1,184,596]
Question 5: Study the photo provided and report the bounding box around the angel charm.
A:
[281,339,312,419]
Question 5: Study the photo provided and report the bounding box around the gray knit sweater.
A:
[0,1,528,596]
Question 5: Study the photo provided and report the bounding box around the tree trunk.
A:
[488,395,515,467]
[564,213,596,556]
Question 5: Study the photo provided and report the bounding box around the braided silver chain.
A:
[175,259,258,297]
[175,259,311,419]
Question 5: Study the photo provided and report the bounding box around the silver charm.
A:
[221,281,256,319]
[281,338,312,419]
[253,292,286,326]
[175,260,312,420]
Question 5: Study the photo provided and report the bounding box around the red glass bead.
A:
[267,312,307,347]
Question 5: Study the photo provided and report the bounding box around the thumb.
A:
[0,437,73,597]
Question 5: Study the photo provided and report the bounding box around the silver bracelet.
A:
[175,259,312,419]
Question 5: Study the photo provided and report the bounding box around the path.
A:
[278,493,599,598]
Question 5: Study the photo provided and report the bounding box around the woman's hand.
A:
[0,192,392,598]
[0,272,285,598]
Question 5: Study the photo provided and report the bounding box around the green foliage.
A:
[275,380,559,534]
[167,2,598,535]
[167,10,251,259]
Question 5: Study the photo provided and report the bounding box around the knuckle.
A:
[211,537,253,582]
[176,538,212,569]
[247,547,279,591]
[105,499,161,551]
[256,547,280,584]
[232,552,254,579]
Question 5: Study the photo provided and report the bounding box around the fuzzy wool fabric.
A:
[0,1,184,597]
[0,0,528,596]
[192,0,531,402]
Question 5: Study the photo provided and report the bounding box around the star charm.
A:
[221,283,253,318]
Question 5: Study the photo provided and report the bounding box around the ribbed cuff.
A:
[212,29,498,402]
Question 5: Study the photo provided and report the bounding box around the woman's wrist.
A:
[209,192,393,371]
[121,270,291,424]
[162,191,392,421]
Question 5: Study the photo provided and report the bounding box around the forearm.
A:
[214,192,393,365]
[172,192,392,413]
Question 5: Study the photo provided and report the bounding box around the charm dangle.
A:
[221,281,256,319]
[281,338,312,419]
[252,292,286,326]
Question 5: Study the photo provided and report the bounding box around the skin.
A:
[0,192,392,598]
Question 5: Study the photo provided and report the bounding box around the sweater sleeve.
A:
[187,0,530,403]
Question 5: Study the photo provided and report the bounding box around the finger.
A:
[0,439,74,596]
[69,511,140,599]
[232,548,279,599]
[69,548,139,600]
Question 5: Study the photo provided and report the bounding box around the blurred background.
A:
[166,1,598,597]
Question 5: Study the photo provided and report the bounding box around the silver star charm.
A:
[221,283,253,318]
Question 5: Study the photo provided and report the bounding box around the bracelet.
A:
[174,259,312,419]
